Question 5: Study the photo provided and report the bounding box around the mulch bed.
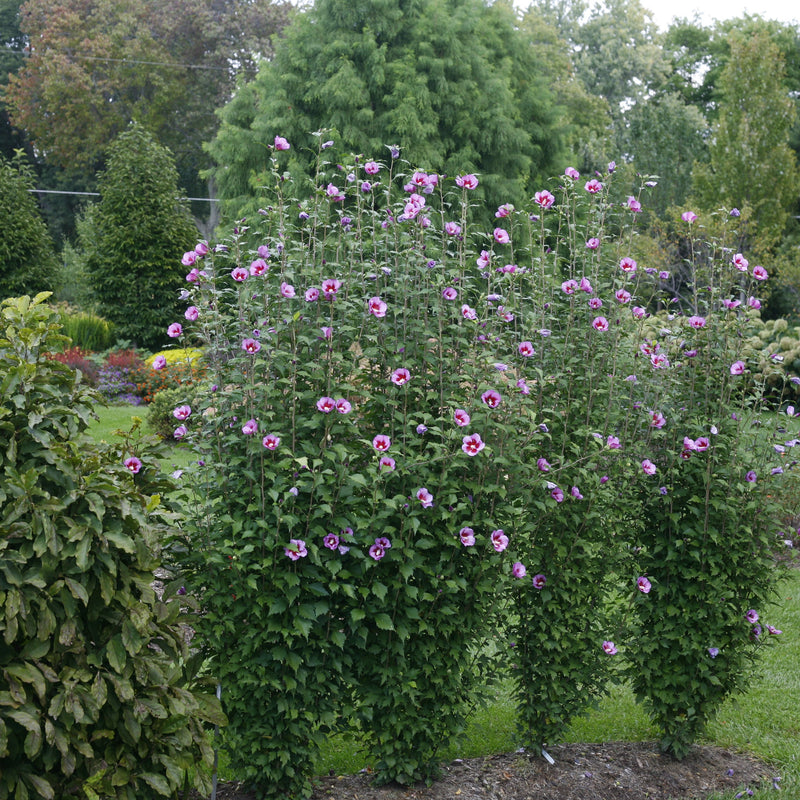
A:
[204,741,775,800]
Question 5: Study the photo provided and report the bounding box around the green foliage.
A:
[147,386,197,439]
[4,0,291,197]
[207,0,563,223]
[79,124,199,351]
[0,151,58,301]
[692,31,800,256]
[164,142,791,796]
[59,308,116,352]
[0,293,223,799]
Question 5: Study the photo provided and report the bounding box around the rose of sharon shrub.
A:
[166,138,788,798]
[0,294,223,800]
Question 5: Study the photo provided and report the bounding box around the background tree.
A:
[692,31,799,256]
[80,124,198,350]
[518,4,614,174]
[0,150,57,299]
[619,93,708,215]
[4,0,291,201]
[0,0,30,159]
[207,0,564,221]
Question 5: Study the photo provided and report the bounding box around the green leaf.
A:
[374,613,394,631]
[106,634,127,672]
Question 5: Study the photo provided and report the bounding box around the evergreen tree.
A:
[207,0,564,221]
[81,124,198,350]
[0,151,57,300]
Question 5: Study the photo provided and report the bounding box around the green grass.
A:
[86,402,195,473]
[307,570,800,798]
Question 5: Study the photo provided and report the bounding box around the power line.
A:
[29,188,218,202]
[69,54,258,73]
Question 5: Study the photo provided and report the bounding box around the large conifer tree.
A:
[207,0,564,220]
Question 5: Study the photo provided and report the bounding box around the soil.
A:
[205,741,776,800]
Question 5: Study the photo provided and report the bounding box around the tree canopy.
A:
[692,31,799,255]
[4,0,291,192]
[207,0,565,220]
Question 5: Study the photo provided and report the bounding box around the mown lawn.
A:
[86,402,195,473]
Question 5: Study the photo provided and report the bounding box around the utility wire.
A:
[29,188,218,202]
[67,53,259,73]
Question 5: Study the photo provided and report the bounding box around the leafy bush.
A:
[147,386,197,439]
[165,139,789,797]
[0,293,223,799]
[0,152,58,301]
[60,309,116,352]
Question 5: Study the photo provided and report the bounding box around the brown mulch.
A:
[205,741,775,800]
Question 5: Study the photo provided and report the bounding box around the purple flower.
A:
[681,210,697,223]
[241,418,258,435]
[551,487,564,503]
[123,456,143,474]
[767,625,783,635]
[512,562,527,578]
[537,458,550,472]
[391,367,411,386]
[745,470,757,483]
[262,433,280,450]
[637,576,651,594]
[455,173,479,190]
[459,527,476,546]
[284,539,307,560]
[491,530,509,552]
[167,322,183,338]
[462,433,486,456]
[379,456,396,471]
[316,396,335,413]
[324,533,340,550]
[602,641,618,655]
[532,574,546,589]
[481,389,502,409]
[454,409,471,427]
[173,404,191,421]
[745,609,759,624]
[372,434,391,452]
[369,543,386,561]
[274,136,290,151]
[416,487,434,508]
[708,647,720,658]
[642,459,657,475]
